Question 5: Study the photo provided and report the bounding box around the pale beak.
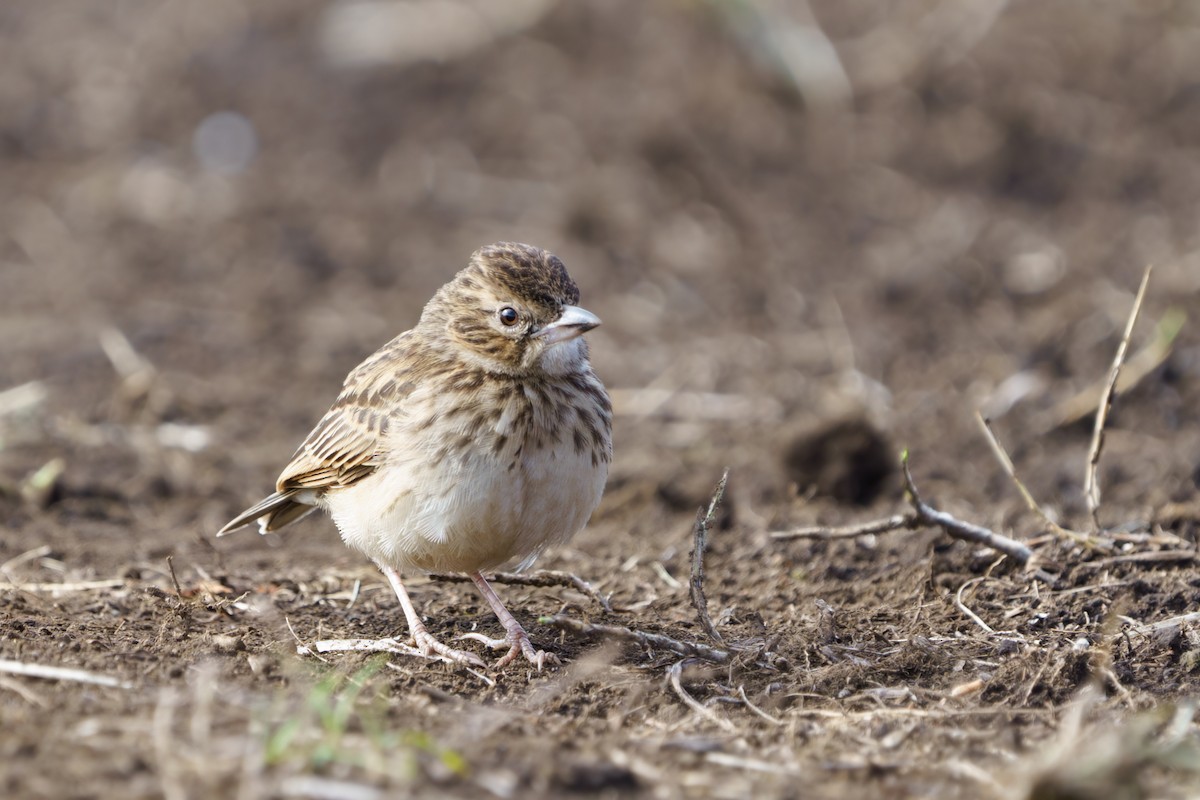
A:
[535,305,601,344]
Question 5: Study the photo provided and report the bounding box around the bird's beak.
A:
[536,305,601,344]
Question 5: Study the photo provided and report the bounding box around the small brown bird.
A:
[219,243,612,668]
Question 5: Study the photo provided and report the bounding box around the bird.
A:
[218,242,612,669]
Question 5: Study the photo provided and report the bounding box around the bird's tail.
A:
[217,490,316,536]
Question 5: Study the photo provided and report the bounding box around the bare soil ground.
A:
[3,2,1200,798]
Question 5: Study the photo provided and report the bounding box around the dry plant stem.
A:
[542,615,733,664]
[0,658,131,689]
[690,469,729,645]
[1052,307,1185,428]
[428,569,613,613]
[736,684,783,726]
[954,577,995,634]
[902,454,1035,567]
[668,659,737,732]
[166,555,184,597]
[303,637,432,659]
[1084,265,1153,530]
[1125,610,1200,634]
[3,579,126,594]
[704,752,802,777]
[770,514,915,540]
[976,413,1100,549]
[1082,550,1196,569]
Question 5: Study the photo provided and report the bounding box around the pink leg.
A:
[460,571,556,670]
[378,564,484,667]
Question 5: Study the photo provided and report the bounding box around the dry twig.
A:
[689,469,728,645]
[901,452,1038,569]
[668,659,737,732]
[3,578,126,594]
[1080,550,1196,570]
[1084,265,1153,529]
[770,513,914,540]
[1052,305,1184,428]
[0,658,132,689]
[954,577,995,634]
[772,453,1049,579]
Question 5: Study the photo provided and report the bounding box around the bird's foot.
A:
[459,623,558,670]
[411,627,486,668]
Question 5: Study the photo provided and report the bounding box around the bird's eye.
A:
[498,306,520,326]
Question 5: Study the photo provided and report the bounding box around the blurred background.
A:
[2,0,1199,568]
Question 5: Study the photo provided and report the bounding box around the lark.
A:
[219,243,612,668]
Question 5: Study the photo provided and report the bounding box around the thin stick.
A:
[668,660,737,732]
[284,616,328,664]
[541,615,733,664]
[1084,265,1153,529]
[166,556,184,598]
[690,469,728,645]
[736,684,783,726]
[976,413,1096,548]
[303,638,432,659]
[3,579,126,594]
[1052,307,1184,428]
[0,658,132,689]
[902,453,1036,567]
[650,561,683,590]
[1081,550,1195,569]
[1124,610,1200,634]
[704,752,802,776]
[770,514,914,540]
[429,569,612,613]
[954,577,994,634]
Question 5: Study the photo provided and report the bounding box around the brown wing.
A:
[275,333,416,492]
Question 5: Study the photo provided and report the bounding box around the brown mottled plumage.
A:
[219,243,612,668]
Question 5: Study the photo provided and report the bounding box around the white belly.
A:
[325,424,607,574]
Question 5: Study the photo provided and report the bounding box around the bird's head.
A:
[427,242,601,375]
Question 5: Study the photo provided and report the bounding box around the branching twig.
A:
[902,452,1038,569]
[772,453,1050,580]
[690,469,729,645]
[1084,265,1153,530]
[429,569,612,613]
[541,615,733,664]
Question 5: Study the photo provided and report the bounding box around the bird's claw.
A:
[458,630,558,670]
[412,629,486,668]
